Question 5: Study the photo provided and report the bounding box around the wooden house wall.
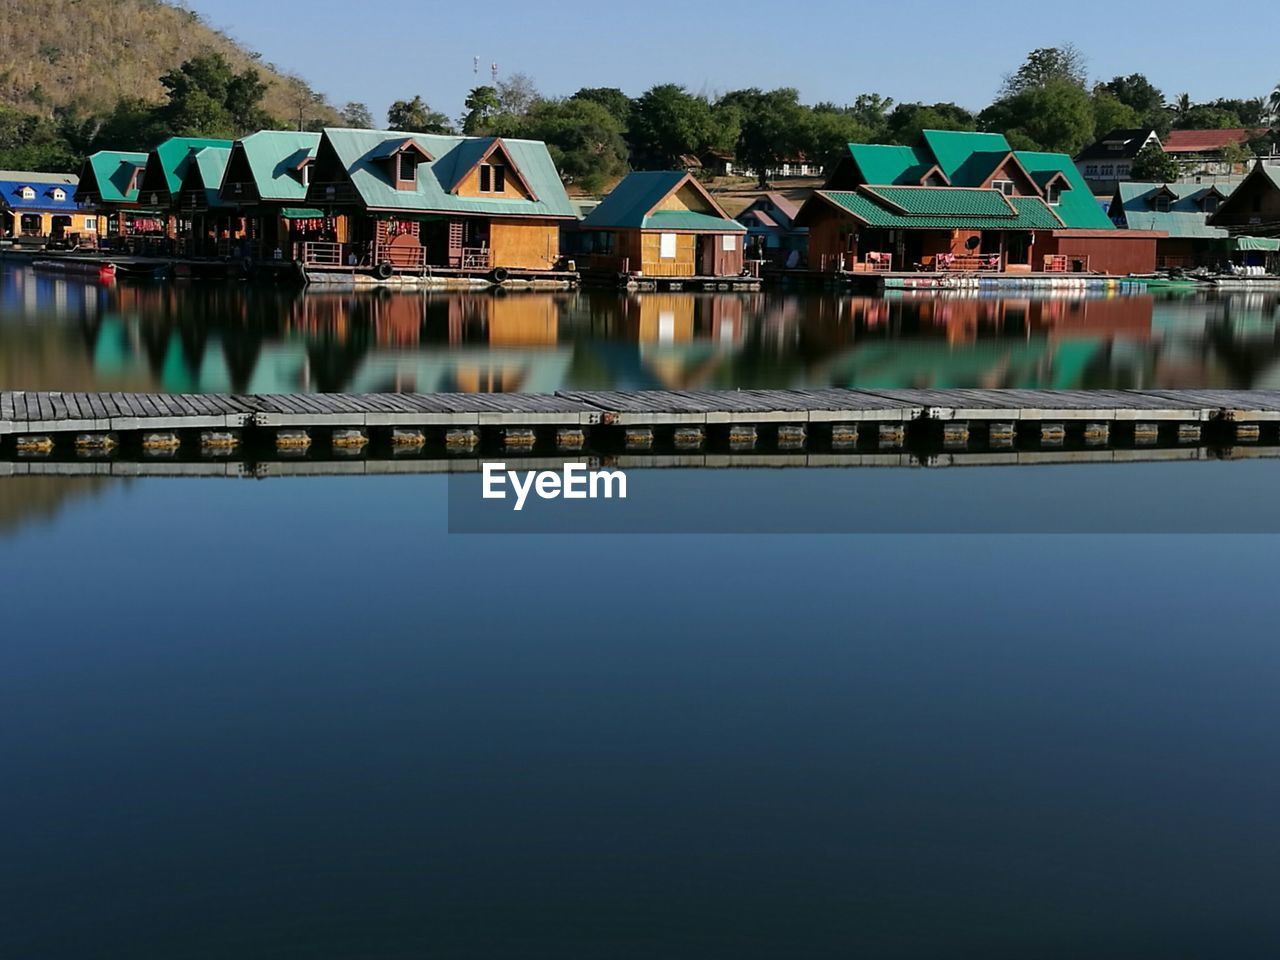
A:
[804,207,853,270]
[1211,173,1280,230]
[1041,233,1157,275]
[454,165,533,201]
[489,219,560,269]
[640,231,697,276]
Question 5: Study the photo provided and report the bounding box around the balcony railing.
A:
[461,247,490,270]
[295,241,348,266]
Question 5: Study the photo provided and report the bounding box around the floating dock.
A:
[4,389,1280,468]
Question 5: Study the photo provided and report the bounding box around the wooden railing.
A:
[461,247,490,270]
[848,253,893,272]
[295,241,347,266]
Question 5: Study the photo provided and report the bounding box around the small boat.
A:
[32,258,117,282]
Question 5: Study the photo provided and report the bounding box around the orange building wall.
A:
[489,219,560,270]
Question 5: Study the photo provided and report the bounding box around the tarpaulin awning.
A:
[1234,236,1280,251]
[281,207,325,219]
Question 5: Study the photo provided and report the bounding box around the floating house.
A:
[0,171,90,243]
[736,193,807,267]
[74,150,147,240]
[1163,129,1269,179]
[577,171,747,280]
[303,128,576,279]
[173,145,235,257]
[1109,182,1232,268]
[218,130,331,262]
[1207,163,1280,270]
[797,130,1159,276]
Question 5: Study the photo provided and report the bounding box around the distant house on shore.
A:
[736,193,807,266]
[0,171,89,243]
[576,170,747,278]
[1162,128,1271,179]
[1209,163,1280,237]
[798,129,1160,275]
[1073,128,1160,195]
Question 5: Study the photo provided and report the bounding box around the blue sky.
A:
[188,0,1279,124]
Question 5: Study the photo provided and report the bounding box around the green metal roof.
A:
[233,131,321,202]
[76,151,147,205]
[845,144,940,186]
[146,137,235,197]
[817,189,1063,230]
[921,130,1013,181]
[315,127,576,218]
[1014,151,1115,229]
[580,171,743,231]
[1111,181,1231,238]
[865,186,1022,217]
[188,147,231,208]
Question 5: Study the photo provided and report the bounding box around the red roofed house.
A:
[1162,129,1271,178]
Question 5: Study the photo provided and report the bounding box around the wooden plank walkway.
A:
[6,388,1280,436]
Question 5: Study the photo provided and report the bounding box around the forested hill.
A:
[0,0,334,123]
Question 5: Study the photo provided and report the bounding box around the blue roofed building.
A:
[0,171,96,244]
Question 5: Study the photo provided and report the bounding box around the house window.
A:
[1085,165,1099,177]
[659,232,677,259]
[991,179,1014,196]
[1154,196,1171,213]
[1100,165,1115,177]
[20,186,35,200]
[1046,184,1062,206]
[301,164,312,189]
[479,163,505,193]
[84,217,96,231]
[398,154,416,184]
[52,188,66,202]
[1116,165,1130,177]
[722,235,737,251]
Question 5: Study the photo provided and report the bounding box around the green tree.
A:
[847,93,894,141]
[1000,45,1088,97]
[1090,90,1142,137]
[806,107,874,168]
[1174,104,1245,130]
[629,84,716,167]
[461,86,501,134]
[387,96,453,133]
[496,73,540,116]
[981,78,1095,154]
[522,97,629,191]
[1130,142,1180,182]
[571,87,632,128]
[884,102,976,144]
[158,53,269,137]
[1097,73,1166,130]
[340,102,374,128]
[717,88,808,187]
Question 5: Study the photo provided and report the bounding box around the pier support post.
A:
[988,422,1015,449]
[878,424,905,449]
[1133,423,1159,446]
[1040,423,1065,447]
[1083,422,1109,446]
[673,427,704,450]
[556,428,586,451]
[75,433,117,454]
[200,431,240,455]
[942,422,969,449]
[1177,424,1201,444]
[503,428,537,449]
[831,424,859,449]
[777,425,806,450]
[15,435,53,455]
[1236,423,1261,443]
[625,427,654,450]
[331,429,369,454]
[142,432,180,455]
[728,425,757,451]
[276,429,312,454]
[445,428,479,451]
[391,428,426,451]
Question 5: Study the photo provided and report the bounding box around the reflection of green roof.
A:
[1016,151,1115,229]
[1111,181,1231,238]
[233,131,321,202]
[817,189,1063,230]
[581,171,743,230]
[317,127,576,217]
[77,151,147,205]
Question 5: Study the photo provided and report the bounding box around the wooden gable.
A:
[1209,165,1280,229]
[220,143,260,204]
[306,135,360,206]
[654,179,718,215]
[453,139,536,201]
[981,154,1042,197]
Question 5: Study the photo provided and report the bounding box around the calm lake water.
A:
[4,266,1280,957]
[4,263,1280,393]
[2,470,1280,958]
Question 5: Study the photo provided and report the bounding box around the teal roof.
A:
[314,127,575,218]
[1112,182,1232,238]
[76,151,147,205]
[921,130,1013,181]
[846,144,941,185]
[146,137,235,197]
[581,171,743,231]
[816,189,1063,230]
[233,131,321,202]
[187,147,231,208]
[865,185,1021,217]
[1015,151,1115,229]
